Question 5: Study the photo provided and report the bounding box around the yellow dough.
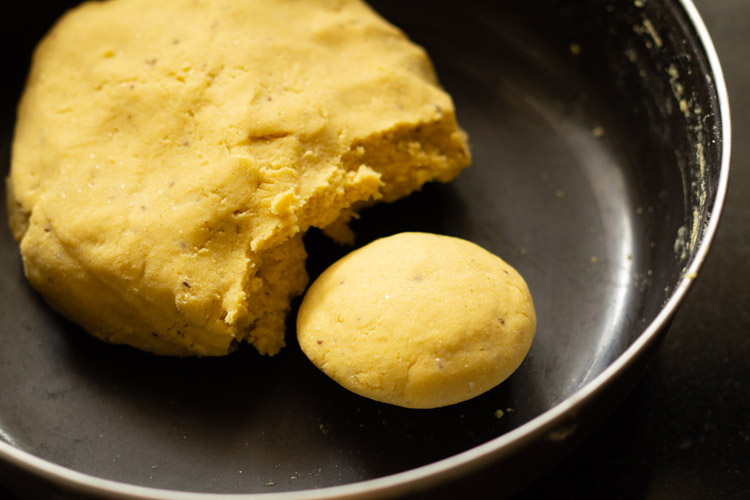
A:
[296,232,536,409]
[7,0,470,356]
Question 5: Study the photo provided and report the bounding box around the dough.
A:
[7,0,470,356]
[296,233,536,408]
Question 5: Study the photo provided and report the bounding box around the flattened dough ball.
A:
[297,232,536,408]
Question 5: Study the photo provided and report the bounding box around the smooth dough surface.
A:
[297,232,536,409]
[7,0,470,356]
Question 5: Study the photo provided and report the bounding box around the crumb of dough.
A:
[7,0,470,356]
[296,233,536,409]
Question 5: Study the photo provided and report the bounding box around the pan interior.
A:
[0,0,719,495]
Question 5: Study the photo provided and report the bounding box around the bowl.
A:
[0,0,730,498]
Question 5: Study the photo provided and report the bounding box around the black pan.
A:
[0,0,730,499]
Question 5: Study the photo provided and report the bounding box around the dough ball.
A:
[7,0,470,356]
[297,232,536,408]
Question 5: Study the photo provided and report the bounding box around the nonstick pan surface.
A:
[0,1,730,499]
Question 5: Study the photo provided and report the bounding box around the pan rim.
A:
[0,0,731,498]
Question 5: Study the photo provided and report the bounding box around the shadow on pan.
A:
[0,0,729,499]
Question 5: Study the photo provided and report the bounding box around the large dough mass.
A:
[7,0,470,356]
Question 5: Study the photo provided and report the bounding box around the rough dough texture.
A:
[7,0,470,356]
[296,232,536,409]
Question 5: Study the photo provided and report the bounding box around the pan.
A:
[0,0,730,498]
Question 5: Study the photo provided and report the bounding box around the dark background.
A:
[0,0,747,499]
